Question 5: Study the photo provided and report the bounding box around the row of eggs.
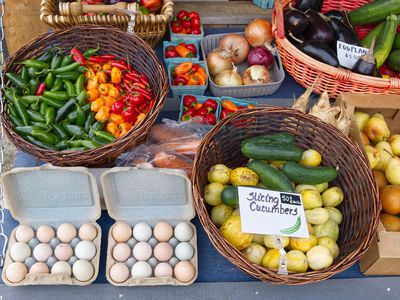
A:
[5,223,98,283]
[109,221,196,283]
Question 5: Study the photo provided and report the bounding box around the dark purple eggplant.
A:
[304,9,334,44]
[298,0,323,12]
[284,7,308,34]
[352,38,376,76]
[325,10,347,22]
[329,18,359,49]
[290,33,339,67]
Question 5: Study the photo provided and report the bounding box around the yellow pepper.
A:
[111,67,122,84]
[97,71,108,84]
[104,96,116,108]
[109,113,125,125]
[119,128,129,138]
[98,83,110,96]
[108,86,120,99]
[95,106,110,122]
[87,88,99,102]
[134,113,146,126]
[86,76,98,90]
[103,63,112,70]
[106,121,121,138]
[85,68,96,79]
[91,63,102,72]
[91,98,105,112]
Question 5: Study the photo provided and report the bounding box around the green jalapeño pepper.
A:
[22,59,50,70]
[75,74,85,95]
[55,71,81,81]
[30,129,59,144]
[9,115,24,127]
[25,135,57,151]
[45,72,55,89]
[52,123,70,140]
[36,50,53,62]
[81,140,101,149]
[60,55,73,67]
[51,54,63,70]
[6,73,27,89]
[55,140,69,151]
[76,90,86,107]
[39,95,64,109]
[43,91,69,101]
[15,126,43,135]
[75,103,85,127]
[62,123,87,139]
[84,112,96,132]
[26,110,45,123]
[51,78,64,91]
[51,62,81,74]
[56,99,76,122]
[88,121,104,138]
[63,80,76,97]
[45,107,56,125]
[94,131,115,142]
[39,102,48,116]
[28,78,40,95]
[21,95,39,106]
[14,95,30,126]
[21,66,28,82]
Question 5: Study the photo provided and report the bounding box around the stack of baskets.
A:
[40,0,174,48]
[192,107,380,285]
[2,25,169,167]
[272,0,400,97]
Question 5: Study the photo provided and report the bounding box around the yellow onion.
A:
[219,33,250,64]
[206,49,233,76]
[214,66,243,86]
[245,19,273,48]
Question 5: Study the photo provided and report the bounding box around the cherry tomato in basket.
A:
[165,49,179,58]
[122,106,137,123]
[171,21,183,33]
[182,20,191,29]
[206,113,217,125]
[188,11,199,20]
[203,99,218,112]
[183,95,197,108]
[185,44,197,56]
[191,17,201,29]
[177,10,188,21]
[192,27,201,35]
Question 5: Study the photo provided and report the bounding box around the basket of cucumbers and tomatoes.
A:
[1,26,168,167]
[192,106,379,285]
[273,0,400,97]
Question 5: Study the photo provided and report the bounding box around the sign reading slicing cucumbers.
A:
[238,186,309,238]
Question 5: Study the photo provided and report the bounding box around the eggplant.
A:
[298,0,323,12]
[284,7,308,34]
[325,10,347,23]
[352,39,376,76]
[329,18,359,49]
[304,10,334,44]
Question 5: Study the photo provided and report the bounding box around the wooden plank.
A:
[4,0,50,54]
[174,1,272,25]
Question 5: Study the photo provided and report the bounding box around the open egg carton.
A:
[1,165,101,286]
[102,167,198,286]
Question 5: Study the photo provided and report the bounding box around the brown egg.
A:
[36,225,55,243]
[154,222,173,242]
[15,225,35,243]
[6,262,27,283]
[29,262,49,274]
[54,243,74,261]
[57,223,77,243]
[112,243,131,262]
[153,242,173,262]
[112,222,132,243]
[109,263,130,283]
[78,224,98,241]
[174,261,195,283]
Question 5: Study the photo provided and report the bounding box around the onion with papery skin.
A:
[245,19,273,48]
[242,65,272,85]
[214,66,242,86]
[219,34,250,64]
[206,49,233,76]
[247,47,274,69]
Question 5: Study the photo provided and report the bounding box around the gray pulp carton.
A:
[1,165,101,286]
[101,167,198,286]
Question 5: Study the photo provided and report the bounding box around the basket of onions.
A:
[201,19,285,98]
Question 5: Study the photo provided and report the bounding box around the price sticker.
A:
[238,186,309,238]
[337,41,368,69]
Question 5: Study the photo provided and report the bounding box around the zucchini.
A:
[241,141,303,161]
[247,160,293,193]
[393,33,400,51]
[281,161,338,185]
[242,133,295,145]
[349,0,400,25]
[374,15,398,68]
[388,50,400,72]
[221,186,239,207]
[361,16,400,48]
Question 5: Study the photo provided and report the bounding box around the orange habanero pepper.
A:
[194,72,206,85]
[135,113,146,126]
[104,96,116,108]
[194,103,202,110]
[108,86,120,99]
[87,88,99,102]
[106,121,119,135]
[222,99,238,112]
[119,128,129,137]
[103,63,112,70]
[98,83,110,96]
[85,68,96,79]
[187,74,200,86]
[97,71,108,84]
[119,122,133,131]
[175,44,193,58]
[91,63,102,72]
[198,67,207,82]
[91,98,105,112]
[95,106,110,122]
[110,113,125,125]
[86,76,98,90]
[111,67,122,84]
[174,62,193,76]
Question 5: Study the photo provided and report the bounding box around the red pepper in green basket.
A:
[192,27,201,35]
[186,44,197,56]
[70,48,85,65]
[206,113,217,125]
[220,109,232,120]
[173,75,188,86]
[183,95,197,108]
[203,99,217,112]
[171,21,184,34]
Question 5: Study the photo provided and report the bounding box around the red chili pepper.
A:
[104,69,111,75]
[140,73,149,85]
[173,75,188,86]
[70,48,85,65]
[111,101,125,114]
[206,113,217,125]
[133,88,152,100]
[203,99,218,112]
[124,73,141,83]
[89,56,111,63]
[110,61,128,71]
[98,54,115,60]
[35,83,46,96]
[132,82,152,93]
[183,95,197,108]
[185,44,197,56]
[135,101,149,114]
[121,106,137,123]
[128,70,140,77]
[115,83,123,92]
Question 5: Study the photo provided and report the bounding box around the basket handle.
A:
[272,0,285,39]
[59,1,136,17]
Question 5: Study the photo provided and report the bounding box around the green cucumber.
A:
[374,14,398,68]
[242,133,295,145]
[281,161,338,185]
[221,186,239,207]
[388,50,400,72]
[349,0,400,25]
[241,141,303,162]
[361,17,400,48]
[393,33,400,51]
[247,160,293,193]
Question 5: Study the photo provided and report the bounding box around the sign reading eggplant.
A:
[238,186,309,238]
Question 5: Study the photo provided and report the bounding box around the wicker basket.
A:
[40,0,174,48]
[2,25,168,167]
[272,0,400,98]
[192,107,380,285]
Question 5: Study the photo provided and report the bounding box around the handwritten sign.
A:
[337,41,368,69]
[238,186,309,238]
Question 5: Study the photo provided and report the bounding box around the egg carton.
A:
[1,165,102,286]
[102,167,198,286]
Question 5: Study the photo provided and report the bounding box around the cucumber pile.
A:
[203,132,345,273]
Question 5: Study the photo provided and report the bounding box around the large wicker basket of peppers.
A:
[1,25,168,167]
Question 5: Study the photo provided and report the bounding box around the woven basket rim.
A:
[2,25,168,166]
[191,106,380,285]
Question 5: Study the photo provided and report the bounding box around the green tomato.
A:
[204,182,225,206]
[322,187,344,207]
[211,204,233,228]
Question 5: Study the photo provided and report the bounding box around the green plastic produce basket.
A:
[163,39,200,66]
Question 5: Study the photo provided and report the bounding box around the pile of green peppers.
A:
[4,47,116,151]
